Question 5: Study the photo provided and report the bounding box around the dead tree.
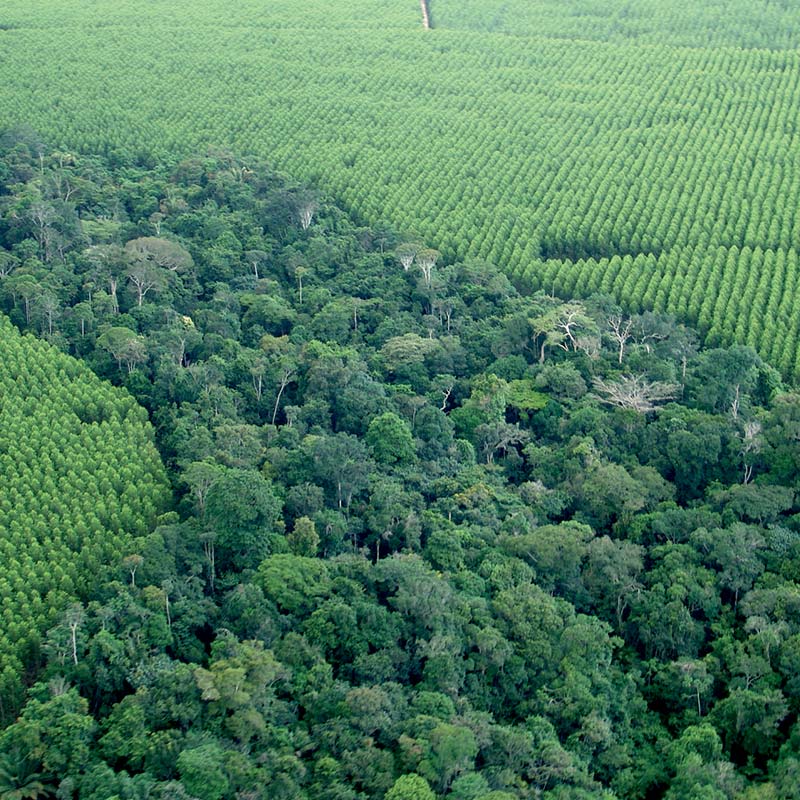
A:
[608,315,634,364]
[592,375,679,413]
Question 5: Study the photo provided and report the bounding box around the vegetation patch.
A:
[0,2,798,376]
[0,315,169,717]
[0,144,799,797]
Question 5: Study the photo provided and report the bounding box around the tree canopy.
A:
[0,143,799,799]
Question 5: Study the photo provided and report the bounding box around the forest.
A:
[1,134,800,799]
[2,1,800,798]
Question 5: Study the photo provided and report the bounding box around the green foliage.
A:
[385,774,436,800]
[177,744,229,800]
[435,0,800,47]
[1,145,800,800]
[0,686,96,777]
[0,1,799,378]
[256,554,330,615]
[205,468,283,571]
[0,316,168,719]
[366,412,416,465]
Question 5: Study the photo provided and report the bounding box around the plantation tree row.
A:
[0,0,420,32]
[0,4,799,375]
[7,0,799,45]
[516,245,800,380]
[434,0,800,49]
[0,316,170,716]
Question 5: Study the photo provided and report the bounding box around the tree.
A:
[631,311,675,355]
[149,210,164,234]
[205,468,282,571]
[83,244,128,312]
[311,433,372,512]
[738,419,762,484]
[416,248,440,290]
[177,745,230,800]
[450,373,508,441]
[660,659,714,717]
[711,687,789,758]
[552,302,596,351]
[395,242,420,271]
[583,536,644,630]
[529,314,556,364]
[261,335,299,425]
[183,460,224,516]
[366,412,416,465]
[97,696,151,771]
[366,476,421,559]
[474,421,529,464]
[608,315,634,364]
[5,275,40,325]
[762,393,800,483]
[287,516,320,556]
[34,291,59,336]
[0,252,18,280]
[432,373,456,412]
[664,724,743,800]
[125,237,193,273]
[385,774,436,800]
[573,461,661,531]
[422,723,478,791]
[0,686,96,777]
[720,483,794,525]
[194,634,286,742]
[592,374,679,413]
[534,362,588,401]
[380,333,438,373]
[686,346,763,418]
[26,202,57,262]
[213,422,264,468]
[244,248,270,279]
[122,554,144,587]
[127,259,165,306]
[695,524,765,606]
[155,313,201,368]
[294,263,309,306]
[96,326,148,373]
[631,544,720,659]
[0,750,49,800]
[505,379,548,419]
[245,352,268,406]
[256,554,330,616]
[500,521,592,598]
[296,193,318,230]
[63,604,85,666]
[69,301,94,338]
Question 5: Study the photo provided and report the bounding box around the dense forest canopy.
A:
[1,136,800,799]
[0,2,799,376]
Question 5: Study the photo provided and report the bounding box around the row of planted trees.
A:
[518,245,800,380]
[0,316,169,717]
[0,7,798,374]
[0,0,421,32]
[433,0,800,48]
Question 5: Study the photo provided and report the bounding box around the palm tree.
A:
[0,751,51,800]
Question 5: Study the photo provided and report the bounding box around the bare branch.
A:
[608,315,633,364]
[592,374,679,413]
